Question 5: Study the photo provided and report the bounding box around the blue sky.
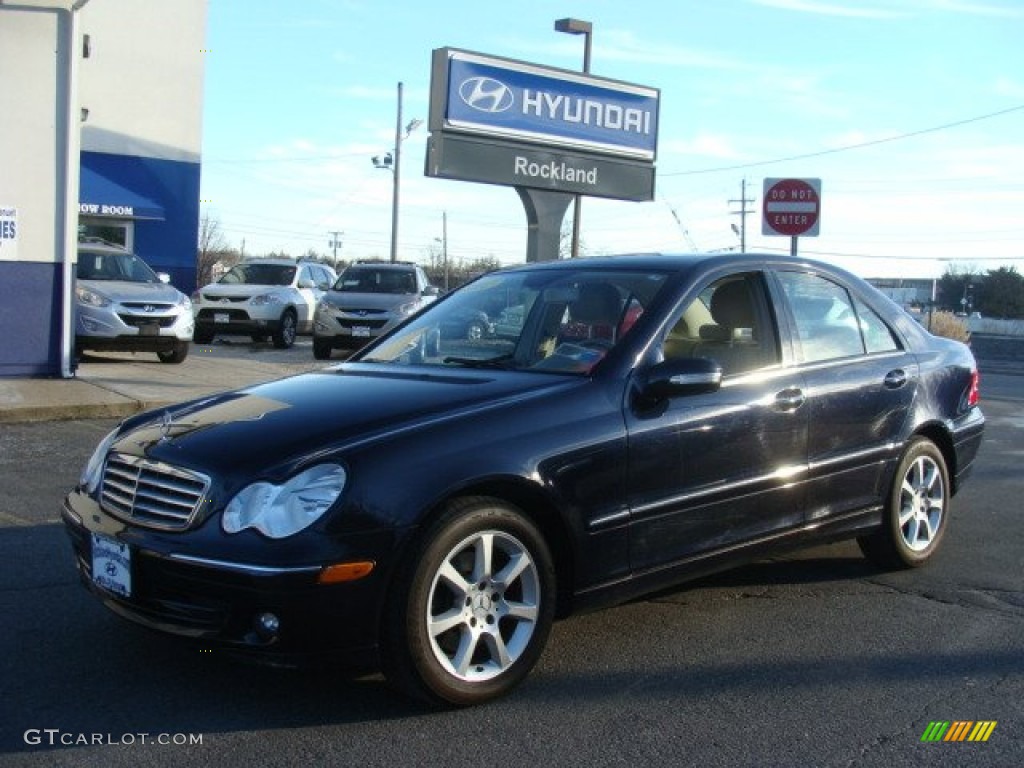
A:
[200,0,1024,279]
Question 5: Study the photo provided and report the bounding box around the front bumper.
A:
[76,305,192,350]
[61,490,398,668]
[313,312,398,346]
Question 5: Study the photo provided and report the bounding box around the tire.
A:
[312,337,333,360]
[193,328,214,345]
[272,309,297,349]
[382,497,556,707]
[157,341,189,364]
[858,437,950,569]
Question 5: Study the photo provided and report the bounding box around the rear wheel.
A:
[382,497,556,707]
[858,437,950,569]
[157,341,189,364]
[272,309,297,348]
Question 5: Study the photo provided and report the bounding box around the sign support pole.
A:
[791,235,798,258]
[516,187,573,262]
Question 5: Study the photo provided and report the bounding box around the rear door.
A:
[772,270,918,523]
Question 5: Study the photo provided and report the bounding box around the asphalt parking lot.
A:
[0,336,1021,767]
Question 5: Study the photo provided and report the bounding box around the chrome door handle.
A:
[774,388,806,411]
[883,369,908,389]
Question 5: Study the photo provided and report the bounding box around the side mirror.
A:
[640,357,722,401]
[157,272,171,284]
[297,278,315,289]
[423,285,440,297]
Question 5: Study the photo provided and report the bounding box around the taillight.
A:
[967,370,980,408]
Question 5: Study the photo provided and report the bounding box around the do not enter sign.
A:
[762,178,821,237]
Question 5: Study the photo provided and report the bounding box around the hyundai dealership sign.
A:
[428,48,659,200]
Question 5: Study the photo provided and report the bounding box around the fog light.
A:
[256,612,280,637]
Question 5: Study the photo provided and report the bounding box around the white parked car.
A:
[192,259,336,348]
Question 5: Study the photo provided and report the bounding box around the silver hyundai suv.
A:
[75,239,193,364]
[312,261,438,359]
[192,258,336,348]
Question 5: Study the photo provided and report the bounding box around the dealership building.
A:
[0,0,206,377]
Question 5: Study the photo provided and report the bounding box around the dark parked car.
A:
[63,253,984,707]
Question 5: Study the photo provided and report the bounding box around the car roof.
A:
[78,238,131,255]
[345,262,418,270]
[495,252,870,285]
[236,258,320,267]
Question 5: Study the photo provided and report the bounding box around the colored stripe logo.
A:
[921,721,997,742]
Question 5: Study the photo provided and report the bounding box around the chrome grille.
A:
[100,453,210,530]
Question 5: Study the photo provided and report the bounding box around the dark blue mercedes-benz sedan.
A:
[63,253,984,706]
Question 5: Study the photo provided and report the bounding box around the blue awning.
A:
[79,165,165,220]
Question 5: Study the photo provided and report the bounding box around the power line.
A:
[662,103,1024,177]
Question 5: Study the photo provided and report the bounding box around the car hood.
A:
[199,283,284,299]
[324,290,416,310]
[116,363,579,478]
[78,279,184,304]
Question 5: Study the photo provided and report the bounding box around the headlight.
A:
[76,284,111,308]
[250,293,282,307]
[222,464,346,539]
[397,300,420,316]
[179,293,192,310]
[80,428,119,493]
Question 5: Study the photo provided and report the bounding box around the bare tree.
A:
[196,212,239,288]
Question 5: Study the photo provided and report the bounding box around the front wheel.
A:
[193,328,214,345]
[858,437,950,569]
[272,309,297,349]
[157,341,189,364]
[382,498,556,707]
[312,337,333,360]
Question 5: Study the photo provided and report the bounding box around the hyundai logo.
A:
[459,77,514,113]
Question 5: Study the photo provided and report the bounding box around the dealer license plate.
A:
[353,326,371,337]
[138,324,159,336]
[91,533,132,598]
[214,312,230,324]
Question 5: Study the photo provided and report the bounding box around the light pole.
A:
[554,17,592,259]
[372,82,421,262]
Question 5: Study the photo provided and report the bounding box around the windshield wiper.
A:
[443,353,515,369]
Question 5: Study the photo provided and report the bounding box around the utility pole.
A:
[328,231,343,269]
[729,178,755,252]
[441,211,449,292]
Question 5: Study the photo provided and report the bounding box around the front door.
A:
[626,271,809,572]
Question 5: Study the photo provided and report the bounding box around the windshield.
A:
[335,267,417,294]
[76,250,160,283]
[358,267,669,374]
[220,263,296,286]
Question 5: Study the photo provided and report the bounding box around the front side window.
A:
[777,271,865,363]
[359,268,669,375]
[659,272,779,377]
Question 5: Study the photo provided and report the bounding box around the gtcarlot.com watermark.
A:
[24,729,203,747]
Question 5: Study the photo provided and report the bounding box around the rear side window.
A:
[777,272,864,363]
[777,272,903,363]
[853,297,900,354]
